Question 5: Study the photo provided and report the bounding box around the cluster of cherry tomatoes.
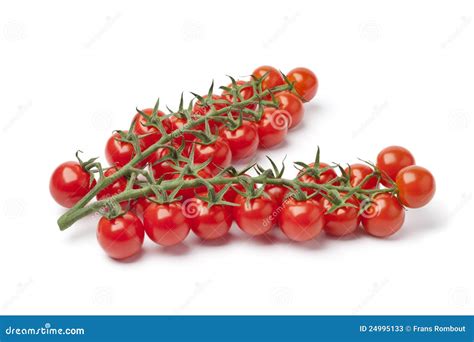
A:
[49,66,436,261]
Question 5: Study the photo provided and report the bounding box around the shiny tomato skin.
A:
[193,94,229,116]
[170,168,213,200]
[105,131,146,168]
[187,197,233,240]
[143,202,190,246]
[149,146,180,180]
[96,167,128,202]
[376,146,415,187]
[396,165,436,208]
[264,184,288,206]
[132,108,171,148]
[222,80,257,111]
[361,194,405,237]
[279,197,325,242]
[169,115,201,145]
[321,196,360,237]
[287,67,318,101]
[186,137,232,175]
[219,121,259,161]
[97,211,145,260]
[233,194,276,236]
[345,163,379,190]
[252,66,285,96]
[50,162,96,208]
[133,196,153,217]
[298,162,338,197]
[275,91,304,129]
[257,108,289,148]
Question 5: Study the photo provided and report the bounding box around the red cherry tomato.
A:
[105,131,145,168]
[149,146,180,180]
[213,174,256,202]
[186,137,232,175]
[252,66,285,98]
[321,196,360,237]
[50,161,96,208]
[298,162,338,197]
[132,108,171,148]
[143,202,190,246]
[345,163,379,190]
[257,108,290,148]
[186,197,233,240]
[193,94,229,116]
[219,121,259,161]
[279,197,325,242]
[133,196,153,217]
[97,211,144,260]
[287,67,318,102]
[275,91,304,129]
[169,115,202,145]
[376,146,415,187]
[233,194,275,236]
[264,184,288,206]
[170,168,213,200]
[96,167,128,202]
[396,165,436,208]
[361,194,405,237]
[222,80,257,112]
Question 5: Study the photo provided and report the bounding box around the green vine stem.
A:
[58,172,395,230]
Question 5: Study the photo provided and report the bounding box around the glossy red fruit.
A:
[345,163,379,190]
[50,162,96,208]
[252,66,285,97]
[257,108,290,148]
[186,137,232,175]
[396,165,436,208]
[279,197,325,242]
[361,194,405,237]
[97,212,144,260]
[149,146,180,180]
[144,202,190,246]
[376,146,415,187]
[275,91,304,129]
[321,196,360,237]
[186,197,233,240]
[96,167,128,202]
[219,121,259,161]
[287,67,318,101]
[170,168,213,200]
[132,108,171,148]
[233,194,276,236]
[298,162,338,198]
[105,131,146,168]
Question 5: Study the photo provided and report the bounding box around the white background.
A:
[1,0,473,315]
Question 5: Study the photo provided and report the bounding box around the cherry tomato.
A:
[287,67,318,102]
[96,167,128,202]
[264,184,288,206]
[186,197,233,240]
[233,194,275,236]
[345,163,379,190]
[298,162,338,198]
[132,108,171,148]
[105,131,145,168]
[144,202,190,246]
[50,161,96,208]
[193,94,229,116]
[396,165,436,208]
[149,146,180,180]
[186,137,232,175]
[376,146,415,187]
[222,80,257,111]
[257,108,290,148]
[219,121,259,161]
[361,194,405,237]
[321,196,360,237]
[279,197,325,242]
[133,196,153,217]
[170,168,213,200]
[252,66,285,98]
[97,211,144,260]
[169,115,202,145]
[214,174,256,202]
[275,91,304,129]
